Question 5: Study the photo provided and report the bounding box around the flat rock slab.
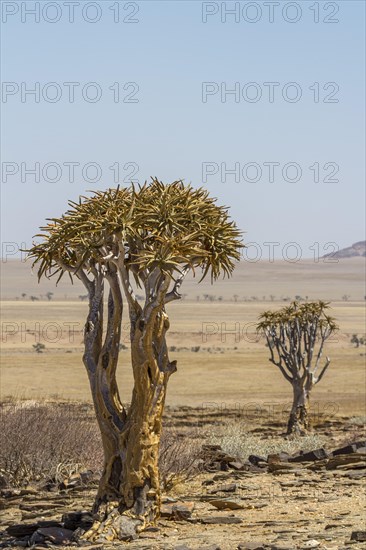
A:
[198,515,243,525]
[351,531,366,541]
[30,526,75,545]
[202,498,245,510]
[237,543,267,550]
[288,449,328,463]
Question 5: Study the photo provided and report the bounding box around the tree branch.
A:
[165,267,189,303]
[314,356,330,384]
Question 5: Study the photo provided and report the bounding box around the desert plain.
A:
[0,257,365,549]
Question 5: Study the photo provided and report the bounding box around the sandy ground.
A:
[1,259,365,414]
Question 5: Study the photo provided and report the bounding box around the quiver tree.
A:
[27,179,242,541]
[257,301,338,435]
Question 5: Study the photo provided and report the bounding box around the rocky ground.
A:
[0,408,365,550]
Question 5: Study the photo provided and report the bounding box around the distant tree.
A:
[30,296,39,301]
[21,293,26,299]
[269,294,275,302]
[351,334,365,347]
[78,294,88,301]
[257,301,338,435]
[33,342,45,353]
[233,294,239,302]
[27,180,242,540]
[295,295,303,301]
[46,292,54,301]
[342,294,350,301]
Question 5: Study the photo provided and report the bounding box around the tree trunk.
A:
[83,307,174,542]
[287,383,310,435]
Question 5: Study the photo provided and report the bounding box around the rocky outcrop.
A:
[323,241,366,259]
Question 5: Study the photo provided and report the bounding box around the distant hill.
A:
[323,241,366,259]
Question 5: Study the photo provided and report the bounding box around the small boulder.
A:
[36,527,74,545]
[248,455,267,466]
[351,531,366,542]
[160,501,195,520]
[288,448,328,463]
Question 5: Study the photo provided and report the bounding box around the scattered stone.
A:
[248,455,267,466]
[160,501,195,520]
[326,453,366,470]
[199,515,243,524]
[267,453,290,464]
[111,515,141,542]
[229,461,246,471]
[237,543,266,550]
[268,462,304,474]
[201,497,245,510]
[299,540,320,548]
[289,449,328,463]
[19,501,61,511]
[207,483,237,494]
[6,523,40,537]
[351,531,366,542]
[332,441,366,456]
[33,527,74,545]
[19,486,38,496]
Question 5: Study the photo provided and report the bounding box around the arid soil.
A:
[1,406,365,550]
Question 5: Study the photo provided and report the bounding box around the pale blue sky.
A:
[1,0,365,259]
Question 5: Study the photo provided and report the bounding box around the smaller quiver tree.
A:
[257,301,338,435]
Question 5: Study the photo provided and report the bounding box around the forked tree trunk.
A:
[82,280,175,542]
[287,383,310,435]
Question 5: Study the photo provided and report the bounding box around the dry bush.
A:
[0,400,102,486]
[159,428,204,491]
[0,400,203,491]
[207,420,326,460]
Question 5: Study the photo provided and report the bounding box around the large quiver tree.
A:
[28,179,242,541]
[257,301,338,435]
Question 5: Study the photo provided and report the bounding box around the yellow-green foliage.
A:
[28,179,243,284]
